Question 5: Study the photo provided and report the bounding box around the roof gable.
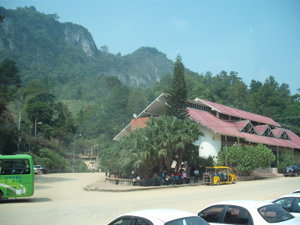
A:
[256,125,275,137]
[239,121,257,134]
[272,128,290,140]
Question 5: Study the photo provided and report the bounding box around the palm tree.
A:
[113,115,203,177]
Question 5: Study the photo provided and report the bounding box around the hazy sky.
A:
[2,0,300,94]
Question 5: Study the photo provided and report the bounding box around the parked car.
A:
[292,190,300,194]
[106,209,210,225]
[272,193,300,217]
[34,165,47,174]
[198,200,300,224]
[284,166,300,177]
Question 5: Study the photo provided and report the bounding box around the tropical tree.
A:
[218,144,275,176]
[167,55,188,119]
[101,116,203,177]
[35,148,73,172]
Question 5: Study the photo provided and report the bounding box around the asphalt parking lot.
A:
[1,172,299,225]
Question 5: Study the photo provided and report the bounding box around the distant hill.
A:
[0,6,174,99]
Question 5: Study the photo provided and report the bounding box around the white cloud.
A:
[171,17,187,28]
[249,27,254,35]
[255,69,271,81]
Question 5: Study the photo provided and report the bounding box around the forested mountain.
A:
[0,6,173,96]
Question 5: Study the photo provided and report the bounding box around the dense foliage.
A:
[217,144,276,175]
[277,150,298,173]
[100,116,203,177]
[0,59,21,154]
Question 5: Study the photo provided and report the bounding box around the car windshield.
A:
[165,217,209,225]
[258,204,294,223]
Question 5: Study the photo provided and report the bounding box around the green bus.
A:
[0,154,34,201]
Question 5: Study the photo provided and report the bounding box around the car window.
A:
[198,205,225,223]
[293,198,300,213]
[258,204,294,223]
[224,206,253,225]
[134,218,153,225]
[273,197,294,212]
[108,217,135,225]
[165,216,209,225]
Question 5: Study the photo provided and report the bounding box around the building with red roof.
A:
[113,93,300,166]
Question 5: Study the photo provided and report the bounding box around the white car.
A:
[198,200,300,225]
[291,189,300,194]
[272,193,300,217]
[106,209,210,225]
[34,165,47,174]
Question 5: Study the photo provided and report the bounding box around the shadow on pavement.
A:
[35,175,75,184]
[1,197,52,204]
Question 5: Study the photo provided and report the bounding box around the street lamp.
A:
[73,134,82,173]
[34,119,42,139]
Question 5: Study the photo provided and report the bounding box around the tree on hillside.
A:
[127,89,147,116]
[280,92,300,136]
[167,55,188,119]
[0,59,22,103]
[247,76,290,120]
[0,59,22,154]
[223,79,248,109]
[0,15,4,23]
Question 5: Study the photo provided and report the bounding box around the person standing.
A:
[194,168,200,183]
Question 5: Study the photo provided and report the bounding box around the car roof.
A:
[205,200,272,209]
[122,209,196,223]
[274,193,300,199]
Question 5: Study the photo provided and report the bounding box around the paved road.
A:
[1,173,299,225]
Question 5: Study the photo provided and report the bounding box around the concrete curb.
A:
[84,183,203,192]
[84,175,282,192]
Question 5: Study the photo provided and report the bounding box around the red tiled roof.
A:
[194,98,281,127]
[188,108,300,149]
[130,117,150,131]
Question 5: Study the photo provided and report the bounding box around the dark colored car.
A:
[284,166,300,177]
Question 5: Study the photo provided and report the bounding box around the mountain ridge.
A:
[0,6,174,96]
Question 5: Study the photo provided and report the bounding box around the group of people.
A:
[131,164,202,186]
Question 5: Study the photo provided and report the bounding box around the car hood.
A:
[290,212,300,218]
[280,217,300,225]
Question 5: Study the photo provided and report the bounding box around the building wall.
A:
[194,128,221,161]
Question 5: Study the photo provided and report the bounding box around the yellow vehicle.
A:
[202,166,236,185]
